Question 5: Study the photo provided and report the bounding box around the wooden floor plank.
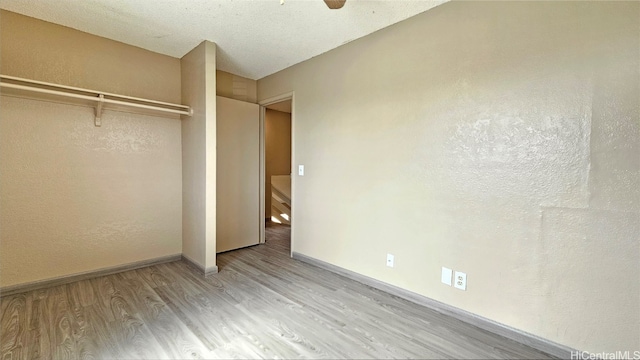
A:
[112,273,209,359]
[0,223,557,359]
[0,294,28,359]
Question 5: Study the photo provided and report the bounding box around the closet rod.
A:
[0,74,192,117]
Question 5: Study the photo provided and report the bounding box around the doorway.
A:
[260,93,294,253]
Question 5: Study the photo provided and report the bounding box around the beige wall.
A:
[0,11,180,103]
[258,1,639,353]
[265,109,291,218]
[0,11,182,287]
[181,41,218,272]
[216,70,257,103]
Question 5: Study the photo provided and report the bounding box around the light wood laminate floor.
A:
[1,224,556,359]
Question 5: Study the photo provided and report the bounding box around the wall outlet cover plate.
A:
[386,253,394,268]
[441,267,452,286]
[454,271,467,290]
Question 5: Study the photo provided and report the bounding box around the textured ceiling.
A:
[0,0,447,80]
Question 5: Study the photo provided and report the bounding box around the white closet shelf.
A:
[0,74,192,126]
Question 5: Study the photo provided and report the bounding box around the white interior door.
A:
[216,96,260,253]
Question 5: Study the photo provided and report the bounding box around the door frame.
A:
[259,92,295,255]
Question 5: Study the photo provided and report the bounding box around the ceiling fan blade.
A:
[324,0,346,9]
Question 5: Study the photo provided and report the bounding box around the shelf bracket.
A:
[95,94,104,127]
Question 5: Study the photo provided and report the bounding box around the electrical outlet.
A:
[386,254,394,268]
[454,271,467,290]
[441,267,452,286]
